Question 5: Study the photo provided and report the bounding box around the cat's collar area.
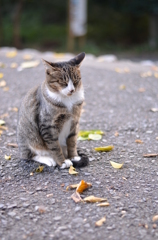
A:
[44,85,84,111]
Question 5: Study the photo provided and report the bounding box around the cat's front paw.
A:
[60,159,73,169]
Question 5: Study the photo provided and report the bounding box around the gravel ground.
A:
[0,47,158,240]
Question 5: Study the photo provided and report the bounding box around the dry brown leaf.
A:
[7,143,18,148]
[36,206,46,214]
[66,184,79,190]
[153,224,157,229]
[71,192,82,203]
[135,139,143,144]
[11,107,18,112]
[3,86,9,92]
[138,88,145,93]
[5,155,11,160]
[95,217,106,227]
[76,180,92,193]
[61,183,65,187]
[0,113,9,119]
[10,63,18,68]
[115,131,119,137]
[69,166,78,175]
[83,195,107,203]
[152,66,158,71]
[0,80,6,87]
[97,202,110,207]
[0,130,3,136]
[153,215,158,222]
[154,72,158,78]
[143,153,158,158]
[23,54,33,60]
[46,193,53,198]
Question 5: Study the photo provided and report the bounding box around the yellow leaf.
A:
[115,68,122,73]
[71,192,82,203]
[10,63,18,68]
[54,53,65,59]
[69,166,78,175]
[0,73,4,78]
[135,139,143,144]
[5,155,11,160]
[94,145,114,152]
[119,84,126,90]
[0,80,6,87]
[95,217,106,227]
[23,54,33,60]
[83,195,107,203]
[0,119,5,125]
[110,161,124,169]
[76,180,92,193]
[36,165,44,172]
[153,215,158,222]
[66,184,79,190]
[97,202,110,207]
[6,51,17,58]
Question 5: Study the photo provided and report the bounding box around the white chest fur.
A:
[46,86,84,111]
[58,118,72,146]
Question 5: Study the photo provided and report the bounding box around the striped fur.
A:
[17,52,89,168]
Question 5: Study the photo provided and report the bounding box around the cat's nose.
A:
[70,89,74,93]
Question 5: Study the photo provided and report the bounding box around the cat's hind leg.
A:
[19,145,33,161]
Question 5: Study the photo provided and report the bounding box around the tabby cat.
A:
[17,52,89,169]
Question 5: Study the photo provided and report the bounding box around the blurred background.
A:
[0,0,158,59]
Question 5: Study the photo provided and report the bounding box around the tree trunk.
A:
[13,0,24,49]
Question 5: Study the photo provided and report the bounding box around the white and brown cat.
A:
[17,52,89,169]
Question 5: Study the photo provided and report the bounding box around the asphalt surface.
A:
[0,47,158,240]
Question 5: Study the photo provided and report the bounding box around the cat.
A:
[17,52,89,169]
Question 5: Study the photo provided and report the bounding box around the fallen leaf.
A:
[23,54,33,60]
[0,80,6,87]
[115,131,119,137]
[88,134,102,140]
[94,145,114,152]
[69,166,78,175]
[0,130,3,136]
[156,137,158,140]
[0,121,7,128]
[66,184,79,190]
[119,84,126,90]
[61,183,65,187]
[71,192,82,203]
[154,72,158,78]
[151,108,158,112]
[110,161,124,169]
[152,66,158,71]
[0,120,5,125]
[76,180,92,193]
[153,215,158,222]
[140,71,152,77]
[5,155,11,160]
[0,73,4,78]
[11,107,18,112]
[97,202,110,207]
[83,195,107,203]
[124,68,130,73]
[46,193,53,197]
[153,224,157,229]
[30,172,34,176]
[135,139,143,144]
[0,62,5,68]
[95,217,106,227]
[0,113,9,119]
[143,153,158,158]
[3,86,9,92]
[54,53,65,59]
[115,68,122,73]
[7,143,18,148]
[122,177,127,181]
[10,63,18,68]
[36,206,46,214]
[138,88,145,92]
[6,51,17,58]
[78,130,104,138]
[19,60,40,69]
[36,165,44,172]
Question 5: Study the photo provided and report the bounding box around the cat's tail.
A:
[71,149,89,168]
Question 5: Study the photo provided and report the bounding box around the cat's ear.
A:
[42,59,57,72]
[69,52,85,67]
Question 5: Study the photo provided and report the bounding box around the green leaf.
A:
[88,134,102,140]
[94,146,114,152]
[78,136,89,141]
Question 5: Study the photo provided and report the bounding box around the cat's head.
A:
[42,52,85,97]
